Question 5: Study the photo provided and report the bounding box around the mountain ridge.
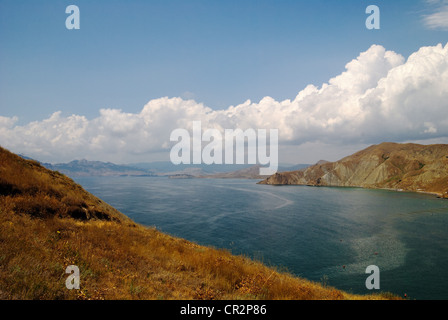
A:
[22,156,310,179]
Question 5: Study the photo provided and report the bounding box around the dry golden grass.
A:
[0,210,399,300]
[0,147,131,223]
[0,146,399,300]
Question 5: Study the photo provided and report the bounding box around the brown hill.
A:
[0,147,133,222]
[259,142,448,198]
[0,146,397,300]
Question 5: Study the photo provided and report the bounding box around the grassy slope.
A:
[0,147,397,300]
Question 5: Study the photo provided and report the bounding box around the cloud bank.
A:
[1,43,448,163]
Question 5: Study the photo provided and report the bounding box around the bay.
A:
[74,176,448,300]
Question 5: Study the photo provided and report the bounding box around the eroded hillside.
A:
[260,143,448,198]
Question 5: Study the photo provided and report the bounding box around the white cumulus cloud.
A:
[1,43,448,164]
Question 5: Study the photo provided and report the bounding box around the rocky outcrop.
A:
[259,142,448,198]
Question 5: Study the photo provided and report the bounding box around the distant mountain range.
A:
[129,162,309,177]
[259,142,448,198]
[19,156,310,179]
[42,160,155,177]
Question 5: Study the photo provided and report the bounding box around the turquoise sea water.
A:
[75,176,448,300]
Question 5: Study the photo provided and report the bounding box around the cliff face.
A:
[259,142,448,198]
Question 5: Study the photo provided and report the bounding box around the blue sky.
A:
[0,0,448,164]
[1,0,446,123]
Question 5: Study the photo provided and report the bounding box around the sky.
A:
[0,0,448,165]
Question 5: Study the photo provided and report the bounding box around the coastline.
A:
[259,180,447,199]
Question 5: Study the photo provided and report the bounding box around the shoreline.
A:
[377,187,445,198]
[259,181,447,199]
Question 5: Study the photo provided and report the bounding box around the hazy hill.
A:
[35,159,311,179]
[196,164,308,179]
[259,142,448,198]
[130,162,310,178]
[0,146,395,300]
[42,160,154,177]
[199,164,270,179]
[196,164,310,179]
[131,162,258,177]
[129,161,253,174]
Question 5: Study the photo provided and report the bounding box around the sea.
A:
[74,176,448,300]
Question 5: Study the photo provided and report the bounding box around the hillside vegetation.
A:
[260,142,448,198]
[0,146,396,300]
